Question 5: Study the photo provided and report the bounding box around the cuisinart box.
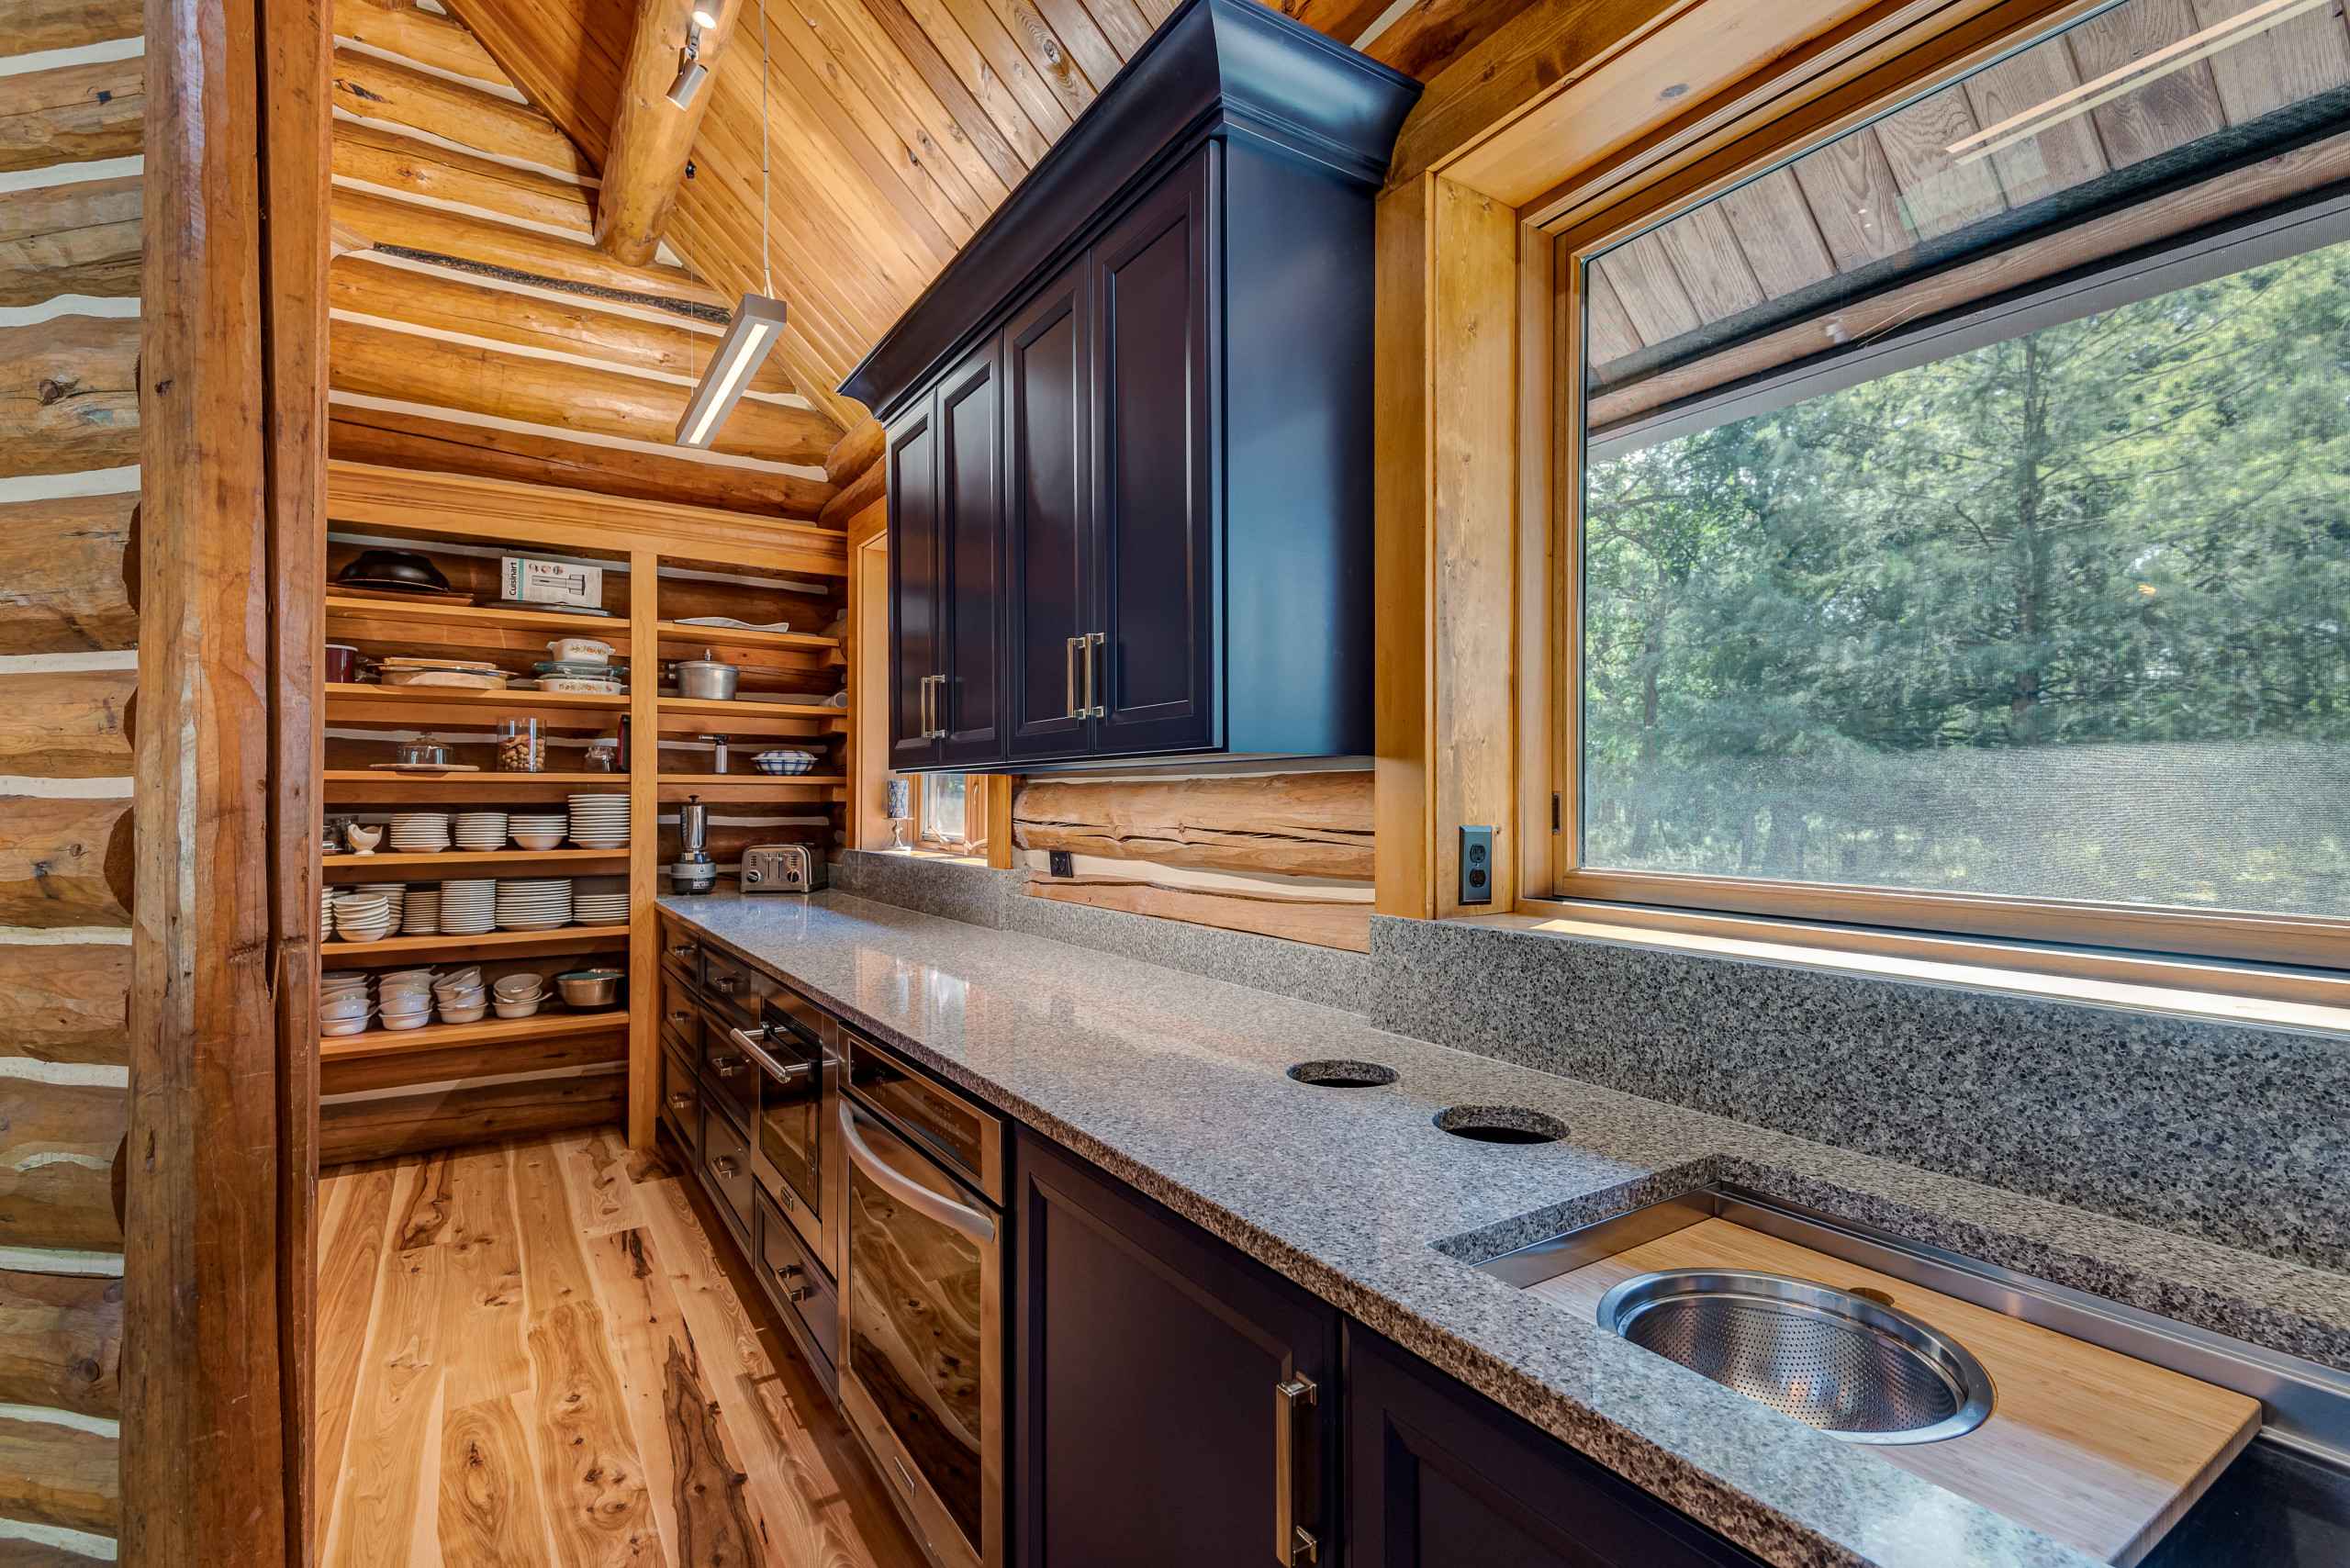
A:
[501,555,603,608]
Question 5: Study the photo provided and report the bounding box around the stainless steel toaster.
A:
[741,844,825,893]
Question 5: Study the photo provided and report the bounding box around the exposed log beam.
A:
[0,0,141,56]
[0,670,136,778]
[331,186,726,313]
[1013,773,1376,879]
[329,318,836,464]
[1021,874,1373,951]
[0,493,140,655]
[331,121,592,235]
[0,1413,117,1537]
[816,454,882,529]
[0,1271,121,1419]
[330,46,588,176]
[328,254,796,396]
[0,317,140,478]
[0,55,144,175]
[823,414,883,488]
[598,0,744,264]
[0,944,130,1067]
[0,798,134,929]
[326,403,835,519]
[0,179,141,308]
[330,0,513,85]
[0,1079,125,1254]
[436,0,629,166]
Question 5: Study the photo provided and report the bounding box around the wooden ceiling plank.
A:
[897,0,1060,162]
[331,0,515,86]
[1590,230,1699,345]
[1961,36,2108,206]
[927,0,1081,137]
[599,0,746,264]
[1582,264,1644,366]
[794,0,1013,209]
[1789,124,1910,272]
[331,45,590,176]
[1873,82,2004,241]
[1070,0,1153,61]
[1130,0,1179,27]
[329,317,837,464]
[1651,200,1764,324]
[332,121,594,233]
[1714,164,1835,299]
[1035,0,1130,87]
[2192,0,2350,124]
[0,55,144,176]
[855,0,1035,186]
[327,404,836,518]
[1368,0,1550,83]
[435,0,628,166]
[332,186,728,310]
[785,0,1006,226]
[2065,0,2229,169]
[671,174,890,358]
[983,0,1103,117]
[328,255,800,395]
[1259,0,1387,45]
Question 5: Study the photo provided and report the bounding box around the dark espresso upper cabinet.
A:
[847,0,1417,770]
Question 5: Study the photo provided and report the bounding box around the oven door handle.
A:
[727,1025,812,1082]
[841,1101,997,1244]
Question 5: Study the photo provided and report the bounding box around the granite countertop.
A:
[657,890,2342,1568]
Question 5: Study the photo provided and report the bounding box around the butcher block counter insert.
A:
[656,889,2350,1568]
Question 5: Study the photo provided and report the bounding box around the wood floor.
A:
[317,1129,924,1568]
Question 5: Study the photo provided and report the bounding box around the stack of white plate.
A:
[439,879,497,935]
[453,812,509,851]
[494,878,573,931]
[510,812,568,850]
[573,892,630,925]
[566,794,630,849]
[318,887,332,941]
[331,892,392,942]
[388,812,452,852]
[354,881,406,930]
[401,884,440,935]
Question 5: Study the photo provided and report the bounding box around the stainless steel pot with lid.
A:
[673,649,740,701]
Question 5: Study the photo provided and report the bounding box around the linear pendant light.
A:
[673,0,786,449]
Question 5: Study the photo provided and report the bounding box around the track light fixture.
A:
[666,9,722,107]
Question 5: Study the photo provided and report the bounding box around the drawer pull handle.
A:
[667,1092,694,1111]
[711,1054,745,1077]
[666,1010,692,1025]
[711,1156,739,1178]
[713,974,742,993]
[667,943,697,960]
[1275,1374,1318,1565]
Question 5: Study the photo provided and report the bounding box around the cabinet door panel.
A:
[888,407,942,770]
[1005,263,1093,760]
[939,339,1006,767]
[1092,146,1215,756]
[1014,1126,1338,1568]
[1348,1326,1763,1568]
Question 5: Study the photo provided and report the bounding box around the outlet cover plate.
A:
[1459,826,1494,905]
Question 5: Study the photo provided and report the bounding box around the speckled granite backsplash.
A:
[1368,915,2350,1275]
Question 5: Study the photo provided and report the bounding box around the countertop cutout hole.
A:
[1289,1059,1400,1088]
[1434,1105,1567,1144]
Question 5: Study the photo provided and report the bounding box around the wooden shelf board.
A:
[319,1007,631,1058]
[326,681,630,711]
[655,775,848,801]
[323,848,631,879]
[324,596,623,637]
[655,696,842,720]
[323,770,635,802]
[320,925,632,960]
[651,620,840,652]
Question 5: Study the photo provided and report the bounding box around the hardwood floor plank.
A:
[576,1227,688,1566]
[315,1162,402,1555]
[326,1228,452,1568]
[444,1144,531,1399]
[398,1148,459,1250]
[555,1128,650,1239]
[662,1337,764,1565]
[439,1395,555,1567]
[411,1376,450,1568]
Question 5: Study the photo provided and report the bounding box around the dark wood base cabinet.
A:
[1345,1326,1764,1568]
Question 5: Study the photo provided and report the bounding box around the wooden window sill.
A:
[1473,901,2350,1036]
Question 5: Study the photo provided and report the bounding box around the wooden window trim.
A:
[1515,0,2350,995]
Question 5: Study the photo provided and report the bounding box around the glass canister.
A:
[496,717,545,772]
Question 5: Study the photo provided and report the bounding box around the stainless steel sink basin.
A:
[1598,1268,1995,1444]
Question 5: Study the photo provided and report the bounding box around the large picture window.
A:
[1570,0,2350,950]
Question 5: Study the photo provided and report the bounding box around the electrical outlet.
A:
[1048,849,1074,878]
[1459,826,1494,905]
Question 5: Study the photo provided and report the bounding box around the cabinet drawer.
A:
[661,972,699,1054]
[700,944,780,1027]
[660,921,700,983]
[660,1047,701,1156]
[700,1020,759,1132]
[755,1189,838,1376]
[699,1103,755,1245]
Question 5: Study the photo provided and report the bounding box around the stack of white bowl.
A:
[378,969,433,1030]
[319,971,371,1036]
[432,966,487,1024]
[331,891,393,942]
[453,811,509,851]
[354,881,406,930]
[572,874,628,926]
[495,878,573,931]
[492,971,547,1017]
[401,883,440,935]
[566,794,630,848]
[439,879,497,935]
[389,812,452,853]
[510,812,568,849]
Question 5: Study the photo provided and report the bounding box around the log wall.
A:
[0,9,138,1562]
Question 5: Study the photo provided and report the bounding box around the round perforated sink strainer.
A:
[1288,1059,1400,1088]
[1598,1270,1993,1444]
[1433,1105,1568,1144]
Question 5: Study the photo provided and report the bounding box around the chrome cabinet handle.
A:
[839,1100,996,1244]
[711,1156,738,1177]
[1275,1374,1318,1565]
[1066,636,1082,719]
[667,942,697,960]
[918,673,948,738]
[666,1009,693,1025]
[934,674,950,738]
[1084,632,1104,718]
[711,1054,746,1077]
[667,1092,694,1111]
[774,1263,812,1302]
[918,673,932,737]
[713,974,741,993]
[726,1025,810,1081]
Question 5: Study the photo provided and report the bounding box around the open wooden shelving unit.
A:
[318,462,854,1148]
